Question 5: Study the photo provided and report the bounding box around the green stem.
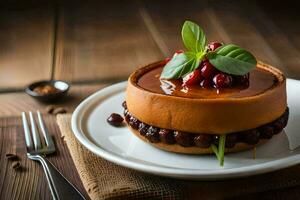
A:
[218,135,226,166]
[210,135,227,166]
[196,51,206,61]
[210,144,220,161]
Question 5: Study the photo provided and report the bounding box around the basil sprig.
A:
[207,44,257,75]
[160,52,202,79]
[160,21,206,79]
[160,21,257,79]
[181,21,206,53]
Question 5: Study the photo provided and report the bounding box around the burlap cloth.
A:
[57,114,300,200]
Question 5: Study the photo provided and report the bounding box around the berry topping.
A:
[107,113,124,127]
[173,50,184,57]
[123,108,129,117]
[182,69,203,86]
[200,61,217,79]
[174,131,194,147]
[129,116,140,129]
[259,126,273,139]
[273,120,285,135]
[200,79,212,88]
[138,123,149,136]
[234,73,250,87]
[213,73,233,88]
[212,135,219,146]
[242,130,260,145]
[194,134,212,148]
[159,129,176,144]
[208,42,222,51]
[159,20,257,92]
[225,134,238,148]
[164,57,171,64]
[123,108,288,149]
[146,126,160,143]
[125,112,131,123]
[175,49,184,54]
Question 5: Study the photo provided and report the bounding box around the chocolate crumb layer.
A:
[123,102,289,148]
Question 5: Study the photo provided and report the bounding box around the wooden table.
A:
[1,0,300,199]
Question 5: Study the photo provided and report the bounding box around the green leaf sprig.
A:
[160,20,257,79]
[211,135,226,166]
[207,44,256,75]
[160,20,257,166]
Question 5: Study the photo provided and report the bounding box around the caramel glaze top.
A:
[137,65,278,99]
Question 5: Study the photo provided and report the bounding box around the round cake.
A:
[123,61,288,154]
[121,21,289,164]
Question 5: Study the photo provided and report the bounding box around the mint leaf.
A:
[160,52,197,79]
[207,44,256,75]
[182,21,206,53]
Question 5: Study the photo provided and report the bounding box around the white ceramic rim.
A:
[71,80,300,179]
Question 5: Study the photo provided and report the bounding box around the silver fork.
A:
[22,111,86,200]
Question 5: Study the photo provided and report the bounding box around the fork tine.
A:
[29,111,42,150]
[37,111,55,148]
[22,112,34,151]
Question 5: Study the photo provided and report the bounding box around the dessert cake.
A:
[123,21,289,165]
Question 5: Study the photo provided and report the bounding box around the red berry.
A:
[200,79,212,88]
[208,42,222,51]
[175,50,184,54]
[173,50,184,58]
[182,69,203,86]
[200,61,217,79]
[234,73,250,86]
[198,59,207,70]
[164,57,171,64]
[213,73,233,88]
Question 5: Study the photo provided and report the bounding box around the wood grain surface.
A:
[0,1,54,90]
[140,0,224,55]
[53,0,163,82]
[0,84,107,117]
[0,116,89,200]
[1,0,300,199]
[1,0,299,91]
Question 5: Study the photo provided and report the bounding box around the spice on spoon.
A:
[33,85,61,95]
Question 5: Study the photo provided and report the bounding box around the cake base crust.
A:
[128,126,268,154]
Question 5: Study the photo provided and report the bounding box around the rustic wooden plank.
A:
[0,83,109,199]
[140,0,225,56]
[0,2,54,90]
[142,0,297,77]
[0,83,108,117]
[54,0,163,82]
[0,116,90,200]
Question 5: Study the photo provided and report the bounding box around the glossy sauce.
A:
[137,66,277,99]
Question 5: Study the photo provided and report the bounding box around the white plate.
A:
[72,79,300,180]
